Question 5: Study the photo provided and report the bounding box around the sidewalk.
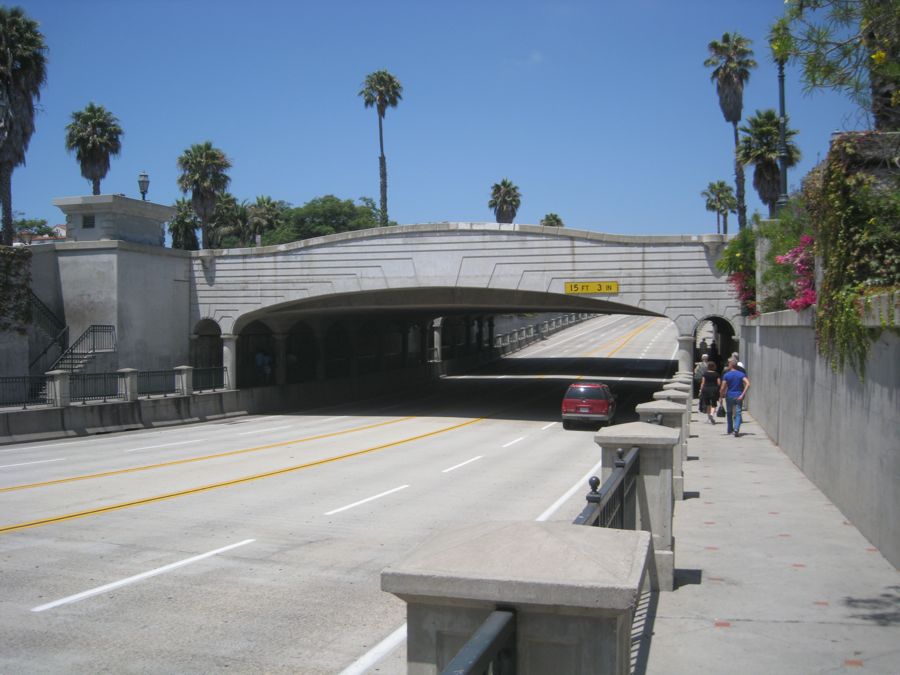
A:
[642,408,900,674]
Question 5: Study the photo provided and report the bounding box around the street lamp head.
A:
[138,172,150,201]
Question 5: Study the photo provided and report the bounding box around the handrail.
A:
[51,325,117,371]
[573,446,640,528]
[441,610,516,675]
[29,325,69,374]
[29,290,66,339]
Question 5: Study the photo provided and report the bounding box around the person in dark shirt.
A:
[699,361,721,424]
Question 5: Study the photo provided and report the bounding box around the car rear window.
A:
[566,385,609,400]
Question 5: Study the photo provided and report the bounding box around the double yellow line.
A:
[585,317,659,358]
[0,416,484,535]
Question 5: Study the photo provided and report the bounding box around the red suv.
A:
[561,382,616,429]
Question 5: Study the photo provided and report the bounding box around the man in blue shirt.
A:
[720,358,750,436]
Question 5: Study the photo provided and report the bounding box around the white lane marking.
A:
[237,424,292,436]
[124,439,207,453]
[0,457,67,469]
[535,457,605,522]
[31,539,255,612]
[320,416,344,423]
[541,422,557,430]
[442,456,483,473]
[502,437,525,448]
[338,623,408,675]
[345,455,607,671]
[324,485,409,516]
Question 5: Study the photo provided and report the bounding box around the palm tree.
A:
[64,103,123,195]
[738,109,801,218]
[705,32,757,231]
[168,198,199,251]
[489,179,521,224]
[701,180,737,235]
[207,192,247,248]
[0,7,47,246]
[359,70,402,228]
[540,213,564,227]
[246,195,282,245]
[176,141,231,249]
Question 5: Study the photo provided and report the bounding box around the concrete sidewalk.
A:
[641,408,899,674]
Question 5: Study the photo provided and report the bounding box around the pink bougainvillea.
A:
[776,234,816,311]
[727,271,759,317]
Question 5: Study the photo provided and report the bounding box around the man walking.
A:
[720,357,750,437]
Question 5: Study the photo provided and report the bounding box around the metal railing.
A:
[29,290,66,339]
[573,447,640,529]
[441,610,516,675]
[0,376,50,409]
[70,373,122,404]
[193,367,228,392]
[137,370,183,398]
[29,325,69,376]
[53,325,117,372]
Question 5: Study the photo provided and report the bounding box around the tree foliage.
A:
[176,141,231,249]
[738,109,801,217]
[64,102,123,195]
[701,180,737,234]
[540,213,564,227]
[168,198,199,251]
[262,195,381,246]
[0,245,31,332]
[778,0,900,130]
[488,179,521,224]
[359,70,403,227]
[0,7,47,246]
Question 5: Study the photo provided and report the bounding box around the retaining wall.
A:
[741,299,899,567]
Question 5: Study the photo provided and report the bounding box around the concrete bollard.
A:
[595,421,680,591]
[117,368,139,402]
[635,400,688,500]
[44,370,70,408]
[174,365,194,396]
[382,521,651,675]
[652,389,691,462]
[662,382,691,394]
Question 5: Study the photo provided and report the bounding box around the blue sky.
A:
[15,0,865,236]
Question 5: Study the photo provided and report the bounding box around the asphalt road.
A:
[0,314,678,674]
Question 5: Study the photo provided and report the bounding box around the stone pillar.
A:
[221,334,237,389]
[662,382,691,395]
[595,421,680,591]
[117,368,139,402]
[652,389,691,462]
[676,335,694,373]
[174,365,193,395]
[635,400,688,500]
[382,521,650,675]
[45,370,70,407]
[431,319,442,363]
[273,334,288,385]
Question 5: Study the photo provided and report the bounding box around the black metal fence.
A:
[137,370,183,398]
[193,367,228,392]
[441,610,516,675]
[70,373,122,404]
[0,376,50,409]
[573,447,640,529]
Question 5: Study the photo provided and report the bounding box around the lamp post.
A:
[138,172,150,201]
[775,57,790,215]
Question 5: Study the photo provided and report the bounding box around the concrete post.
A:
[431,319,442,363]
[662,382,691,394]
[45,370,70,408]
[117,368,139,402]
[676,335,694,373]
[382,521,651,675]
[652,389,691,462]
[273,334,288,385]
[174,365,193,395]
[635,400,688,500]
[595,421,680,591]
[222,334,237,389]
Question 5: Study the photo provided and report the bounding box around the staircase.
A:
[51,325,117,373]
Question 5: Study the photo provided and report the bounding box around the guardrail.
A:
[441,610,516,674]
[193,367,228,392]
[573,446,639,528]
[0,376,50,409]
[70,373,123,404]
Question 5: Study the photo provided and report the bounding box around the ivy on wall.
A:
[0,246,32,334]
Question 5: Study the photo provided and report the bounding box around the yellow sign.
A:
[564,281,619,295]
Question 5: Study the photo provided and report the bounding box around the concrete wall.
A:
[741,301,899,567]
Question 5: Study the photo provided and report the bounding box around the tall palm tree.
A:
[540,213,564,227]
[247,195,282,245]
[701,180,737,235]
[207,192,247,248]
[0,7,47,246]
[488,179,521,224]
[359,70,402,228]
[168,198,199,251]
[705,32,757,231]
[176,141,231,249]
[738,109,801,218]
[64,103,123,195]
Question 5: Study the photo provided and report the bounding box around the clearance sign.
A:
[564,281,620,295]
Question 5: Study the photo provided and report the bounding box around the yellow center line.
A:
[0,416,486,535]
[584,317,659,358]
[0,417,413,493]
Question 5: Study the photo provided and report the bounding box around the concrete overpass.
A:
[22,197,739,387]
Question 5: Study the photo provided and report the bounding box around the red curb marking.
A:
[768,511,780,515]
[778,534,791,538]
[845,659,864,667]
[792,563,806,568]
[843,521,852,526]
[704,501,714,505]
[814,601,829,606]
[709,576,724,581]
[705,546,719,551]
[714,621,731,628]
[866,547,878,552]
[704,521,716,525]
